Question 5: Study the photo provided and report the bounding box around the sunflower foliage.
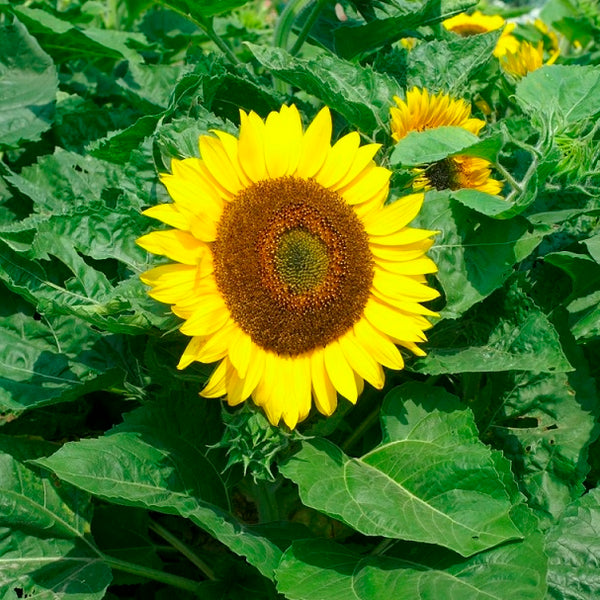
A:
[1,0,600,598]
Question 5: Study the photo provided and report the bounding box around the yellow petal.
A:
[142,204,190,230]
[228,327,253,378]
[323,341,358,404]
[136,230,205,265]
[295,106,332,179]
[339,164,390,207]
[339,331,385,390]
[310,350,338,416]
[164,160,225,214]
[314,132,360,189]
[372,269,440,301]
[212,130,252,187]
[199,135,244,195]
[373,256,438,275]
[180,297,230,336]
[372,290,439,317]
[253,352,284,426]
[264,105,303,178]
[141,264,200,304]
[332,143,381,191]
[190,319,238,364]
[238,110,267,182]
[363,193,424,235]
[282,355,312,429]
[200,359,228,398]
[364,298,428,343]
[369,229,437,246]
[353,318,404,370]
[228,343,265,406]
[178,336,203,370]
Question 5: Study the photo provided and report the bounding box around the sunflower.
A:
[442,10,520,58]
[390,88,502,195]
[137,105,439,429]
[500,39,559,78]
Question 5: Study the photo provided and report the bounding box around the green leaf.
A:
[414,283,573,374]
[281,382,522,557]
[0,437,111,599]
[13,5,147,63]
[0,286,127,418]
[0,15,57,148]
[36,398,283,581]
[247,44,398,132]
[407,31,499,93]
[416,192,544,318]
[546,488,600,599]
[486,363,599,525]
[516,65,600,130]
[450,189,511,216]
[158,0,252,19]
[334,0,476,59]
[276,532,546,600]
[390,126,480,166]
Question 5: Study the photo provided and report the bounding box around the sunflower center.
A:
[211,176,373,356]
[425,158,461,191]
[274,228,330,294]
[452,24,489,36]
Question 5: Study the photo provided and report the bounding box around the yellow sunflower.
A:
[137,105,439,429]
[500,39,559,78]
[390,88,502,195]
[442,10,520,58]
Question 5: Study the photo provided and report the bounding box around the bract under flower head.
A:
[137,105,439,429]
[390,89,502,195]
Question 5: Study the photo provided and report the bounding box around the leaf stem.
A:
[290,0,331,55]
[155,1,241,65]
[340,406,380,453]
[149,519,218,581]
[102,553,203,595]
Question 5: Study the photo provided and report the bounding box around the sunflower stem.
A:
[370,538,398,556]
[155,1,241,65]
[494,161,523,194]
[253,479,280,523]
[102,553,203,594]
[149,519,218,581]
[290,0,332,55]
[340,406,381,453]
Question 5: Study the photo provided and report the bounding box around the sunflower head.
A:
[390,87,486,142]
[413,155,503,195]
[443,10,505,36]
[500,39,559,78]
[137,105,439,429]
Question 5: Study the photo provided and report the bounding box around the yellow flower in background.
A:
[391,88,502,195]
[137,105,439,429]
[500,39,559,78]
[390,87,485,141]
[442,10,520,58]
[413,156,503,194]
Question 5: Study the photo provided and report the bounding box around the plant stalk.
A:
[102,553,203,595]
[149,519,218,581]
[290,0,331,55]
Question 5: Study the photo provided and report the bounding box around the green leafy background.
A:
[0,0,599,598]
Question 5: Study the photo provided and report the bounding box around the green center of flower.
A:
[274,228,330,294]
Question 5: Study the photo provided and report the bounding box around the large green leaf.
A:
[247,44,398,132]
[546,488,600,599]
[406,31,499,93]
[281,383,522,557]
[415,192,545,318]
[0,15,57,148]
[36,398,282,581]
[334,0,475,59]
[486,352,600,526]
[516,65,600,130]
[0,286,127,418]
[276,531,546,600]
[414,282,572,374]
[0,437,111,600]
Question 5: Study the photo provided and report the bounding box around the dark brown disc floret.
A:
[425,158,460,190]
[211,176,374,356]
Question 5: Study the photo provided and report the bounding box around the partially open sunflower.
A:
[391,88,502,195]
[137,105,439,428]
